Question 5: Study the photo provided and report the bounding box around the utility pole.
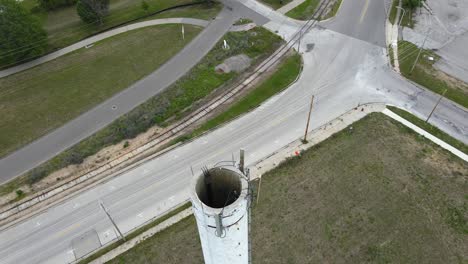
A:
[303,95,315,143]
[410,29,431,74]
[256,176,262,205]
[426,89,447,123]
[100,202,126,241]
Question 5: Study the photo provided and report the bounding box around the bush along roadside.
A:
[0,27,284,202]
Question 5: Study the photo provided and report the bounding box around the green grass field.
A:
[0,25,201,159]
[398,41,468,108]
[105,113,468,263]
[5,0,220,68]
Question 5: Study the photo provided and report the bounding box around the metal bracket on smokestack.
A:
[214,213,224,237]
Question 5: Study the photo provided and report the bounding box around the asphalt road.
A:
[0,0,466,263]
[320,0,387,47]
[0,8,239,184]
[435,32,468,83]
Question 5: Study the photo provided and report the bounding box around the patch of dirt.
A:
[433,67,468,94]
[0,126,163,208]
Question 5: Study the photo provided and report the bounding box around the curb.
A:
[83,208,193,264]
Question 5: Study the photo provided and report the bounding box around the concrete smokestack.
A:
[190,165,249,264]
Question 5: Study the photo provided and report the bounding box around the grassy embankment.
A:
[0,28,283,201]
[106,113,468,263]
[398,40,468,108]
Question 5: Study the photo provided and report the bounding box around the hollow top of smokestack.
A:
[193,166,247,210]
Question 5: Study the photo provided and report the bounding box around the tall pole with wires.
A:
[426,89,447,122]
[410,29,430,73]
[303,95,315,143]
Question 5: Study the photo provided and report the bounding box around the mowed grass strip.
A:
[286,0,320,20]
[285,0,342,21]
[387,106,468,154]
[398,40,468,108]
[190,53,302,138]
[0,24,202,159]
[107,113,468,263]
[388,0,398,24]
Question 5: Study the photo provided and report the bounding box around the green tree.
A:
[76,0,109,25]
[0,0,47,66]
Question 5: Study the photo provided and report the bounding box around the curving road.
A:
[0,0,466,263]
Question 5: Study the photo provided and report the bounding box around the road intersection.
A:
[0,0,466,263]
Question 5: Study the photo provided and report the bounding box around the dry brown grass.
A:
[106,113,468,264]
